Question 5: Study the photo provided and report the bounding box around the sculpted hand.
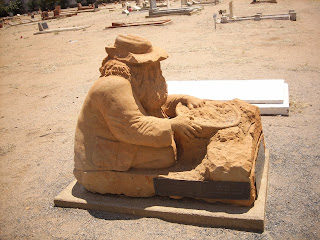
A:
[182,96,205,109]
[170,115,202,139]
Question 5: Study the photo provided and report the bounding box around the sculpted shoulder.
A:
[91,76,131,94]
[87,75,133,109]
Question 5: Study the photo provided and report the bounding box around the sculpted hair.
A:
[99,57,131,80]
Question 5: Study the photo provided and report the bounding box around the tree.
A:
[6,0,23,15]
[0,0,7,17]
[27,0,38,11]
[58,0,69,9]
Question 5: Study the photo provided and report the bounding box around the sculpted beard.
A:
[130,62,168,117]
[99,58,168,117]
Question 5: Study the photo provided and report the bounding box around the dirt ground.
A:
[0,0,320,239]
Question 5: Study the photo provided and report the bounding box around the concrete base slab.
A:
[54,150,269,232]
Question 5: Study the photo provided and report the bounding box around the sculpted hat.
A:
[105,34,168,64]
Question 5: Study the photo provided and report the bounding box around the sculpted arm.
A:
[95,76,173,148]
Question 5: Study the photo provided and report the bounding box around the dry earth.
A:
[0,0,320,239]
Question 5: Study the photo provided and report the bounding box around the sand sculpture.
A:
[74,34,264,206]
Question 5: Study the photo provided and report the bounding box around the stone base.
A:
[54,149,269,232]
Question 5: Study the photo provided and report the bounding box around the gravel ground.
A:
[0,0,319,239]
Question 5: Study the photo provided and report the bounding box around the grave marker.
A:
[38,22,49,31]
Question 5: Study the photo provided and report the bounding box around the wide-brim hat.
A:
[105,34,168,64]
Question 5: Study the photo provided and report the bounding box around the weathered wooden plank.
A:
[106,19,172,29]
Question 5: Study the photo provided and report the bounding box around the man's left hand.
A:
[183,96,205,109]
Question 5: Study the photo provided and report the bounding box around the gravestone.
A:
[53,5,61,16]
[150,0,157,10]
[41,11,49,19]
[38,22,49,31]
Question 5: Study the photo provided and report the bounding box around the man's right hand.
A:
[170,115,202,139]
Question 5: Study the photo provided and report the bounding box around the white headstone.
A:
[150,0,157,9]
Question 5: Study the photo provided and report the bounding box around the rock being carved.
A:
[74,35,264,206]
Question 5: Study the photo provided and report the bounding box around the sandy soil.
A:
[0,0,320,239]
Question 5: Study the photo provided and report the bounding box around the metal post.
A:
[213,13,217,29]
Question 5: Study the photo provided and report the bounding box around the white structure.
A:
[167,79,289,115]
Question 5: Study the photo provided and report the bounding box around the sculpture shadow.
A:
[87,209,141,221]
[71,181,252,218]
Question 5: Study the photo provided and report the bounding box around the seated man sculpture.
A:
[74,34,264,206]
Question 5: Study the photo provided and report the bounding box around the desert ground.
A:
[0,0,320,239]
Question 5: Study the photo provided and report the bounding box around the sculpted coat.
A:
[74,72,179,172]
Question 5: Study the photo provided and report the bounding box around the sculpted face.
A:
[99,58,168,117]
[130,62,168,117]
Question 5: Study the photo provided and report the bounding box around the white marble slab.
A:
[166,79,289,116]
[167,79,285,104]
[254,83,289,116]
